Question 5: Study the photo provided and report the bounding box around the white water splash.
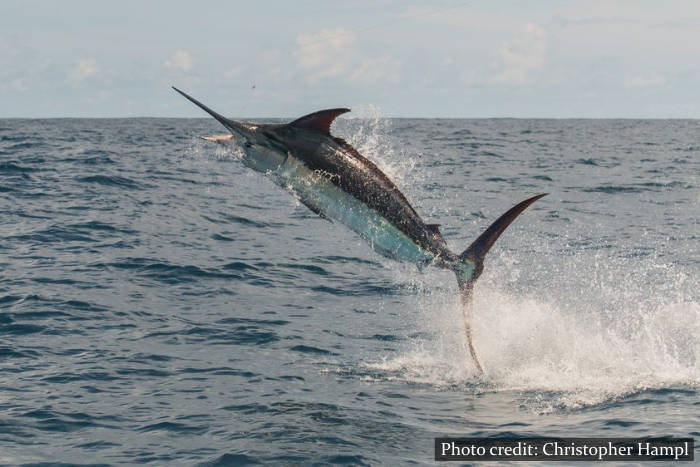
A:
[366,250,699,413]
[341,116,700,412]
[187,109,699,414]
[337,105,418,192]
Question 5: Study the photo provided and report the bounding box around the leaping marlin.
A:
[173,87,546,373]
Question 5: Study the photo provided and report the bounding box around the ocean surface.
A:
[0,115,698,466]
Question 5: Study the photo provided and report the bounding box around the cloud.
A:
[295,28,400,84]
[296,28,356,81]
[73,58,99,80]
[624,73,666,88]
[9,78,28,91]
[350,56,401,84]
[165,50,193,71]
[496,22,547,85]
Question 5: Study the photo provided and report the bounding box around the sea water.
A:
[0,116,697,465]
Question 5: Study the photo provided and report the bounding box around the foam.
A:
[340,113,700,412]
[193,110,700,413]
[364,255,699,413]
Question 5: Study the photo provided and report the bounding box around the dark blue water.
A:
[1,117,698,465]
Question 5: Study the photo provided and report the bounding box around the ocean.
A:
[0,116,698,465]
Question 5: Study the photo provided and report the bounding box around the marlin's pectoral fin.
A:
[200,134,233,143]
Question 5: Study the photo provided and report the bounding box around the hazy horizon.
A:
[2,1,700,119]
[2,115,700,121]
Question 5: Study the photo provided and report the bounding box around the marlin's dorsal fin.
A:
[289,108,350,135]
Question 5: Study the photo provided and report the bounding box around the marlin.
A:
[174,87,546,373]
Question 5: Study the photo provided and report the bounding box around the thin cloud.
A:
[350,56,401,84]
[9,78,28,91]
[496,22,547,85]
[295,28,400,84]
[295,28,356,81]
[165,50,193,71]
[74,58,99,80]
[624,73,666,88]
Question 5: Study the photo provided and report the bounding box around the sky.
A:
[2,0,700,118]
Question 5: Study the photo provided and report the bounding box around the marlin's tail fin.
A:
[453,193,547,373]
